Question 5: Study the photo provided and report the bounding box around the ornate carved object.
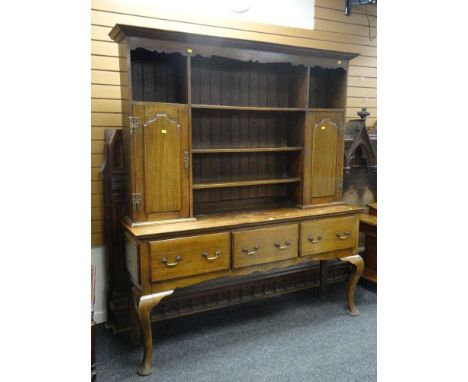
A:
[343,108,377,209]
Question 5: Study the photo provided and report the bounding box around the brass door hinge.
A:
[336,179,343,194]
[129,116,140,135]
[132,192,142,211]
[184,151,190,169]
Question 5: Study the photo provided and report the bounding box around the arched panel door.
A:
[304,110,344,205]
[131,103,190,222]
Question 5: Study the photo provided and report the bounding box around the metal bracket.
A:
[144,113,180,129]
[132,192,142,211]
[184,151,190,169]
[336,179,343,194]
[129,116,140,135]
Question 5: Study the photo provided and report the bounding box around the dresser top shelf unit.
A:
[111,23,358,222]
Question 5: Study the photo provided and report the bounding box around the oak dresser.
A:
[109,24,364,376]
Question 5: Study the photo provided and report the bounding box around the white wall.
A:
[91,246,107,324]
[109,0,315,29]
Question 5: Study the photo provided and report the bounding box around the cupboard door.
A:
[304,111,344,205]
[131,103,190,222]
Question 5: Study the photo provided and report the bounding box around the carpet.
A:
[96,282,376,382]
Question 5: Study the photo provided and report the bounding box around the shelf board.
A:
[191,104,306,112]
[308,108,346,112]
[192,147,303,154]
[193,177,302,190]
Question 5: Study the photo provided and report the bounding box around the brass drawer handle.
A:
[336,231,350,240]
[308,235,323,244]
[274,240,291,250]
[202,250,220,262]
[161,255,182,267]
[242,246,259,256]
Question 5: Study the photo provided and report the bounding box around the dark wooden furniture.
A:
[100,130,128,333]
[109,24,364,376]
[343,108,377,207]
[360,203,377,282]
[101,129,353,333]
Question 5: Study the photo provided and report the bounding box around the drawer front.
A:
[233,224,298,269]
[149,232,230,282]
[300,216,357,256]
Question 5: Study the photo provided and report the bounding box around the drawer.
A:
[233,224,298,269]
[300,216,357,256]
[149,232,230,282]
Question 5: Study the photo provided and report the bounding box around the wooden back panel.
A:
[191,56,307,108]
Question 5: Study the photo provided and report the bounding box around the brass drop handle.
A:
[336,231,350,240]
[161,255,182,267]
[202,250,220,262]
[308,235,323,244]
[242,246,260,256]
[274,240,291,250]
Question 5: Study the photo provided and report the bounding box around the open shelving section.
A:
[126,38,351,216]
[190,55,307,214]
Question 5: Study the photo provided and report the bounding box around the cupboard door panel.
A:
[311,118,338,197]
[144,111,181,213]
[132,103,190,222]
[304,111,344,205]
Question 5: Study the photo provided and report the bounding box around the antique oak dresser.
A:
[109,24,364,376]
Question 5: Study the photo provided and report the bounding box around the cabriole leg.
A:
[129,287,141,346]
[135,289,174,376]
[339,254,364,316]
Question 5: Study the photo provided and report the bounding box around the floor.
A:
[96,282,376,382]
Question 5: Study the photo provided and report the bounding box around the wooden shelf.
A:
[308,108,346,112]
[193,177,302,190]
[192,147,303,154]
[192,104,306,112]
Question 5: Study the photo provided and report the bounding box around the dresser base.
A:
[130,255,363,376]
